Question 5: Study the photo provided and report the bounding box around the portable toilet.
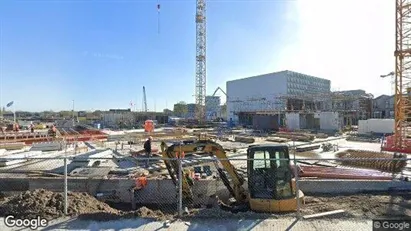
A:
[144,120,154,132]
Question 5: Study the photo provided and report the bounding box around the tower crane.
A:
[195,0,207,124]
[380,71,395,86]
[380,0,411,153]
[394,0,411,151]
[380,72,394,78]
[156,1,206,123]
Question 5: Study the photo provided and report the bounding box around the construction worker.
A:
[135,173,148,190]
[30,122,34,133]
[143,136,152,167]
[185,171,193,186]
[176,151,185,159]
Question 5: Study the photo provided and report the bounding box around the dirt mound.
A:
[0,189,170,221]
[301,193,411,219]
[134,206,165,218]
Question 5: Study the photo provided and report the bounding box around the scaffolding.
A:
[394,0,411,149]
[229,91,373,126]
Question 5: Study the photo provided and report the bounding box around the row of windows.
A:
[287,83,329,93]
[287,79,329,88]
[287,72,329,82]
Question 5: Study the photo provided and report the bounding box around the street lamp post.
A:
[13,103,16,123]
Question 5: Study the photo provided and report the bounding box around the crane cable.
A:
[157,1,161,34]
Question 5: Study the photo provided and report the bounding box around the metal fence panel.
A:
[0,153,410,221]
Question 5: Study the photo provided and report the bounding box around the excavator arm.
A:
[160,140,249,204]
[160,141,194,202]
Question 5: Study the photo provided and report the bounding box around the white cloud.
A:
[275,0,395,96]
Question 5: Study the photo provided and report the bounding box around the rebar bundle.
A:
[336,150,407,173]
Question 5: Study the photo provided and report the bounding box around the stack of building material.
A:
[274,132,315,142]
[336,149,407,173]
[0,142,25,150]
[71,149,113,167]
[346,136,380,143]
[234,136,255,143]
[295,165,393,180]
[69,167,112,177]
[0,151,42,167]
[315,133,329,139]
[30,142,63,152]
[296,145,320,152]
[266,137,289,143]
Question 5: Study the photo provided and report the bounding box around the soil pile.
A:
[0,189,119,220]
[0,189,169,221]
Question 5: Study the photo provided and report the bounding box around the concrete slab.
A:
[30,142,63,152]
[70,167,112,177]
[0,217,373,231]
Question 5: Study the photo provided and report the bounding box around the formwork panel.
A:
[252,115,279,130]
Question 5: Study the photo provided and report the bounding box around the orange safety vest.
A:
[175,151,185,158]
[135,176,147,189]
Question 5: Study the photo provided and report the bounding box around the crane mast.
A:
[195,0,207,123]
[394,0,411,149]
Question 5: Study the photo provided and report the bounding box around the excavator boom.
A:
[160,140,248,204]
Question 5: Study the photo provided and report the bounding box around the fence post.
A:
[64,157,68,216]
[293,140,301,219]
[178,157,183,217]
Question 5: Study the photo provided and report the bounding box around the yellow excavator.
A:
[160,140,304,213]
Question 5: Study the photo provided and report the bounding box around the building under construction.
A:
[226,71,373,131]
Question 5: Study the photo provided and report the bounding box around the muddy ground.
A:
[302,192,411,218]
[0,190,410,221]
[189,192,411,219]
[0,189,172,221]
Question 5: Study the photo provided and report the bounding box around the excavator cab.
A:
[247,144,303,212]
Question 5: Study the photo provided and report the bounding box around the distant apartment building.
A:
[78,111,87,117]
[331,89,373,125]
[205,96,221,120]
[372,95,394,119]
[186,103,196,119]
[102,109,135,127]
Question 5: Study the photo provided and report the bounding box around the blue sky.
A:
[0,0,395,112]
[0,0,293,112]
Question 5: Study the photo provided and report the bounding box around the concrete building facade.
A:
[186,103,196,119]
[372,95,394,119]
[205,96,221,120]
[226,70,331,126]
[331,90,373,126]
[102,109,135,128]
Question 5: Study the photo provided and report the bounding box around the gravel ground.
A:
[188,192,411,219]
[1,190,409,221]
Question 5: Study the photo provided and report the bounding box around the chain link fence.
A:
[0,148,410,221]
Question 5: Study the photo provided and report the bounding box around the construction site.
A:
[0,120,410,222]
[1,0,411,229]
